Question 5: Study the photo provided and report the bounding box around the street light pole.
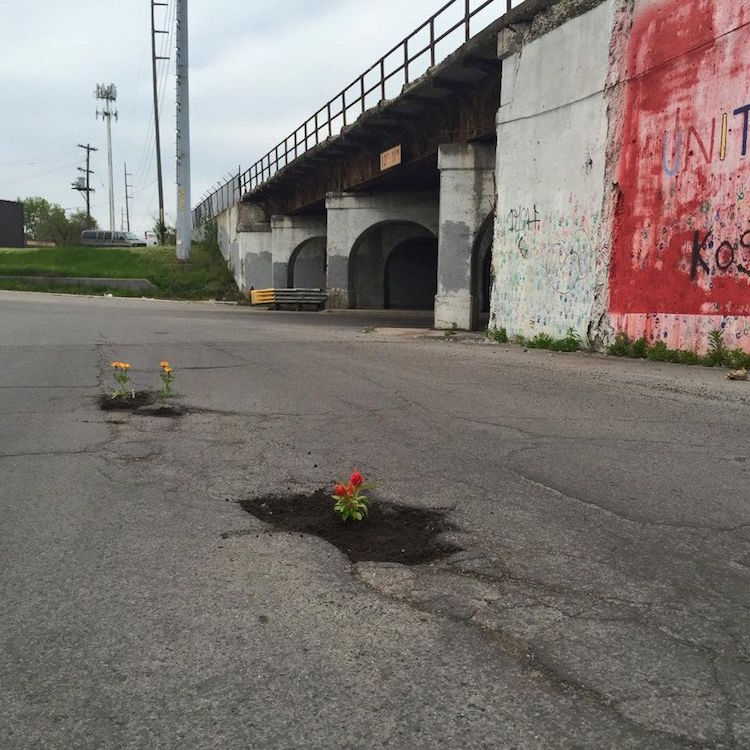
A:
[175,0,192,260]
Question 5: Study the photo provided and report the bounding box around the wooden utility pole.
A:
[73,143,97,221]
[151,0,169,244]
[123,163,133,232]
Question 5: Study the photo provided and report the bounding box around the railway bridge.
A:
[194,0,533,330]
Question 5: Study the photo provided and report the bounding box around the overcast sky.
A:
[0,0,495,234]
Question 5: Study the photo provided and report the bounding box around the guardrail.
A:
[194,0,518,227]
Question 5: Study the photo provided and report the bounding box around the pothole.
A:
[98,392,156,411]
[97,393,186,417]
[239,489,462,565]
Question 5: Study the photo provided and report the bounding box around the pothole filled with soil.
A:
[98,391,155,411]
[98,393,186,417]
[239,489,462,565]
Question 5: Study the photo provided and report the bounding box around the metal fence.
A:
[194,0,520,227]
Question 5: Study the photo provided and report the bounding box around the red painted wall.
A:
[610,0,750,349]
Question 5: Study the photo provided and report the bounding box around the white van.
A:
[80,230,146,248]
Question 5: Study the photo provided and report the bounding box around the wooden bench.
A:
[250,288,328,311]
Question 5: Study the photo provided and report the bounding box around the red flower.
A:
[350,470,364,488]
[334,483,347,497]
[346,483,356,495]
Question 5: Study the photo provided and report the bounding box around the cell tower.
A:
[95,83,118,232]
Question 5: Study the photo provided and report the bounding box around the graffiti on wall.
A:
[610,0,750,348]
[494,199,597,335]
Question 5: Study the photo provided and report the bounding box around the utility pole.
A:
[95,84,118,232]
[176,0,192,259]
[151,0,169,245]
[72,143,97,221]
[123,163,133,232]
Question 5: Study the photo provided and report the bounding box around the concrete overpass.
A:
[197,0,750,353]
[194,0,535,330]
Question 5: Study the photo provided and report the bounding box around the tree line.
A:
[21,197,98,245]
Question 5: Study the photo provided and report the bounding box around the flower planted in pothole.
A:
[110,361,135,400]
[158,360,175,403]
[332,470,374,522]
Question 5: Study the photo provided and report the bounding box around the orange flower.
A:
[350,469,364,488]
[159,361,170,369]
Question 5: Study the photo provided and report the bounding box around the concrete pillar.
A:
[270,215,327,289]
[436,143,496,330]
[325,191,439,309]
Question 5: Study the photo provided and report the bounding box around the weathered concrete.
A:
[436,143,496,330]
[490,0,615,341]
[216,203,272,292]
[270,215,327,289]
[325,191,439,309]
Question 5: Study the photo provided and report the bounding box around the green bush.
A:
[678,350,702,366]
[488,326,508,344]
[608,332,631,357]
[528,333,554,349]
[550,328,581,352]
[726,348,750,369]
[704,329,728,367]
[629,337,649,359]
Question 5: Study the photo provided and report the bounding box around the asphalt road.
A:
[1,291,748,749]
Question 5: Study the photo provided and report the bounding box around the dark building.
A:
[0,200,25,248]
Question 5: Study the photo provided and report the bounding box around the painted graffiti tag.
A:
[690,227,750,280]
[508,205,540,258]
[662,103,750,177]
[544,228,594,296]
[508,205,541,232]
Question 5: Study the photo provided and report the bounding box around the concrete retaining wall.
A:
[490,0,750,354]
[490,0,615,342]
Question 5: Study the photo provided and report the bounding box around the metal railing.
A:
[194,0,518,226]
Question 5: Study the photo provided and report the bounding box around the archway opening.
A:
[472,213,494,329]
[384,237,438,310]
[288,237,327,288]
[348,221,437,309]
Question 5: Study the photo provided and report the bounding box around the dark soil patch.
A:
[239,489,462,565]
[98,391,156,411]
[98,393,186,417]
[136,403,186,418]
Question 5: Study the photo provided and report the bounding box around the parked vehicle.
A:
[80,230,147,248]
[144,231,158,247]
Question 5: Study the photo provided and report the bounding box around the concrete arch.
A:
[287,236,327,288]
[325,191,440,308]
[471,212,495,329]
[270,215,327,289]
[348,220,437,309]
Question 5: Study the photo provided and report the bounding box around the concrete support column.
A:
[270,215,327,289]
[436,143,496,330]
[219,201,271,293]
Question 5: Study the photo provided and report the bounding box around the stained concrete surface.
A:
[1,291,748,749]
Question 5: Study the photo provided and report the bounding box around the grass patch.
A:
[490,327,582,353]
[0,242,242,301]
[487,326,508,343]
[607,329,750,369]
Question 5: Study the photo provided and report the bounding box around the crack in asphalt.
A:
[509,469,750,534]
[352,563,707,749]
